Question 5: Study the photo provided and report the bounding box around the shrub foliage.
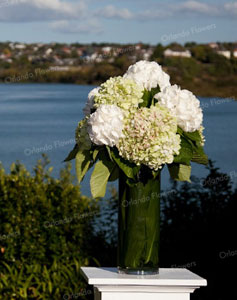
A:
[0,155,100,299]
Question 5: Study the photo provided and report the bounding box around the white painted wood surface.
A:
[81,267,207,300]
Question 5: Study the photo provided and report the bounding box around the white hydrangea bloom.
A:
[155,85,203,132]
[88,105,124,147]
[123,60,170,91]
[83,87,101,116]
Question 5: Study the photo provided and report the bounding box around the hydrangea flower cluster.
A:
[83,87,100,116]
[198,126,206,146]
[118,105,181,170]
[155,85,203,132]
[75,60,206,172]
[88,105,124,147]
[66,60,207,199]
[93,76,144,111]
[124,60,170,91]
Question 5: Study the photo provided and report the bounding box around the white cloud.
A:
[178,1,213,13]
[224,2,237,15]
[136,9,172,20]
[133,1,225,21]
[50,20,103,34]
[0,0,236,34]
[0,0,86,22]
[95,5,133,20]
[94,1,221,22]
[174,1,219,15]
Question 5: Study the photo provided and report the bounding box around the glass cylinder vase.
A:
[118,169,160,275]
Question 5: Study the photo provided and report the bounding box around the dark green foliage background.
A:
[0,156,236,299]
[0,155,114,299]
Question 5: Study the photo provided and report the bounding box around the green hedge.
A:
[0,155,102,299]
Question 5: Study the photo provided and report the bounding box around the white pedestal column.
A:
[81,267,207,300]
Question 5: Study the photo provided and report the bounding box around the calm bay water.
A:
[0,83,237,196]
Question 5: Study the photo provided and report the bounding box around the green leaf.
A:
[183,130,202,143]
[192,153,208,165]
[90,160,114,198]
[192,147,208,165]
[108,166,119,181]
[168,164,191,182]
[177,127,208,165]
[152,170,161,179]
[75,150,92,183]
[106,146,113,161]
[140,87,160,108]
[177,127,184,136]
[64,144,79,162]
[93,148,100,161]
[111,148,140,179]
[173,137,193,165]
[177,128,204,154]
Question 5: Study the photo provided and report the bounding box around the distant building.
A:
[102,47,112,54]
[9,43,26,50]
[217,50,231,59]
[62,47,71,54]
[9,43,15,50]
[37,43,44,48]
[164,49,192,58]
[233,49,237,58]
[77,49,83,56]
[87,53,98,62]
[0,53,12,63]
[0,54,6,59]
[142,49,153,61]
[135,44,142,50]
[45,48,53,56]
[15,44,26,50]
[52,56,64,65]
[208,43,218,49]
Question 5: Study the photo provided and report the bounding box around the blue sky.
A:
[0,0,236,44]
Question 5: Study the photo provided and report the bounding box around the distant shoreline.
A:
[1,41,237,99]
[0,80,236,100]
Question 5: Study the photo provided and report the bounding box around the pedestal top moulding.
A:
[81,267,207,300]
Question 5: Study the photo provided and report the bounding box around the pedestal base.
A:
[81,267,207,300]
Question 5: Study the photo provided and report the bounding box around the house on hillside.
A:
[102,47,112,54]
[233,48,237,58]
[217,50,231,59]
[62,47,71,55]
[77,48,83,56]
[164,48,191,58]
[0,52,12,63]
[208,43,218,49]
[0,53,6,60]
[142,48,153,61]
[15,44,26,50]
[45,48,53,56]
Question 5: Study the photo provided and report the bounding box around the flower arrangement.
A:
[66,60,208,198]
